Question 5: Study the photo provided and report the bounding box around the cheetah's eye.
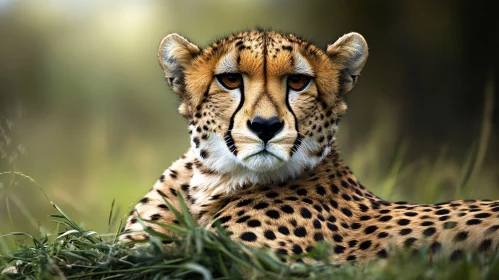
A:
[217,73,243,90]
[287,74,311,91]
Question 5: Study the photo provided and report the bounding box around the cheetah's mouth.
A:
[239,146,289,172]
[245,149,278,159]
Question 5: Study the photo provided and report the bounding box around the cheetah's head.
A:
[158,30,367,184]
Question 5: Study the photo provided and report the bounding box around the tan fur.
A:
[121,30,499,263]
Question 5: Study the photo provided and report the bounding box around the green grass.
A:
[2,191,499,280]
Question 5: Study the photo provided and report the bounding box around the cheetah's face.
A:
[158,30,368,183]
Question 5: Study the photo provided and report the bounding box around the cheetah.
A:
[121,29,499,263]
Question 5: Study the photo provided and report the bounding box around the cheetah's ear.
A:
[158,33,201,95]
[326,32,368,95]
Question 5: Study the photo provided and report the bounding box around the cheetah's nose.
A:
[247,116,284,143]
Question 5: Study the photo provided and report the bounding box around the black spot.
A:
[351,223,361,229]
[264,230,276,240]
[276,248,288,255]
[404,237,417,247]
[266,192,279,198]
[159,175,165,182]
[364,225,378,234]
[376,249,388,259]
[254,202,268,209]
[340,180,350,189]
[313,204,323,212]
[193,138,200,148]
[210,194,221,200]
[360,215,371,221]
[421,221,434,226]
[400,228,412,235]
[200,150,209,158]
[316,185,326,195]
[302,198,313,204]
[404,212,418,217]
[348,240,358,247]
[322,204,330,212]
[218,216,232,224]
[280,205,294,214]
[454,231,468,241]
[236,216,250,223]
[139,197,149,204]
[334,245,346,254]
[294,227,307,237]
[466,219,482,225]
[124,234,134,241]
[486,225,499,234]
[327,223,339,232]
[491,207,499,212]
[341,208,353,217]
[266,210,280,219]
[359,204,369,212]
[347,178,357,186]
[296,189,307,196]
[240,232,257,242]
[169,188,177,197]
[247,220,261,227]
[435,209,450,215]
[314,232,324,241]
[305,246,315,253]
[292,244,303,254]
[431,241,441,254]
[423,227,436,236]
[313,219,322,229]
[438,215,450,221]
[341,194,352,201]
[379,215,393,222]
[346,255,357,261]
[359,240,372,250]
[237,199,253,207]
[332,233,343,242]
[300,208,312,219]
[330,199,339,209]
[397,219,410,226]
[378,232,389,238]
[475,213,491,218]
[278,226,290,235]
[180,184,189,191]
[479,239,492,252]
[330,184,340,194]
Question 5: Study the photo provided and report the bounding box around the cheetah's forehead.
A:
[203,31,325,77]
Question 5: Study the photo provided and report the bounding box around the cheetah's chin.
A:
[241,150,286,172]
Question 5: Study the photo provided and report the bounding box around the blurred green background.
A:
[0,0,497,242]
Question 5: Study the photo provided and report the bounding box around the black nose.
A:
[247,116,284,143]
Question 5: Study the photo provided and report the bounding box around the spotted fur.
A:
[121,30,499,263]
